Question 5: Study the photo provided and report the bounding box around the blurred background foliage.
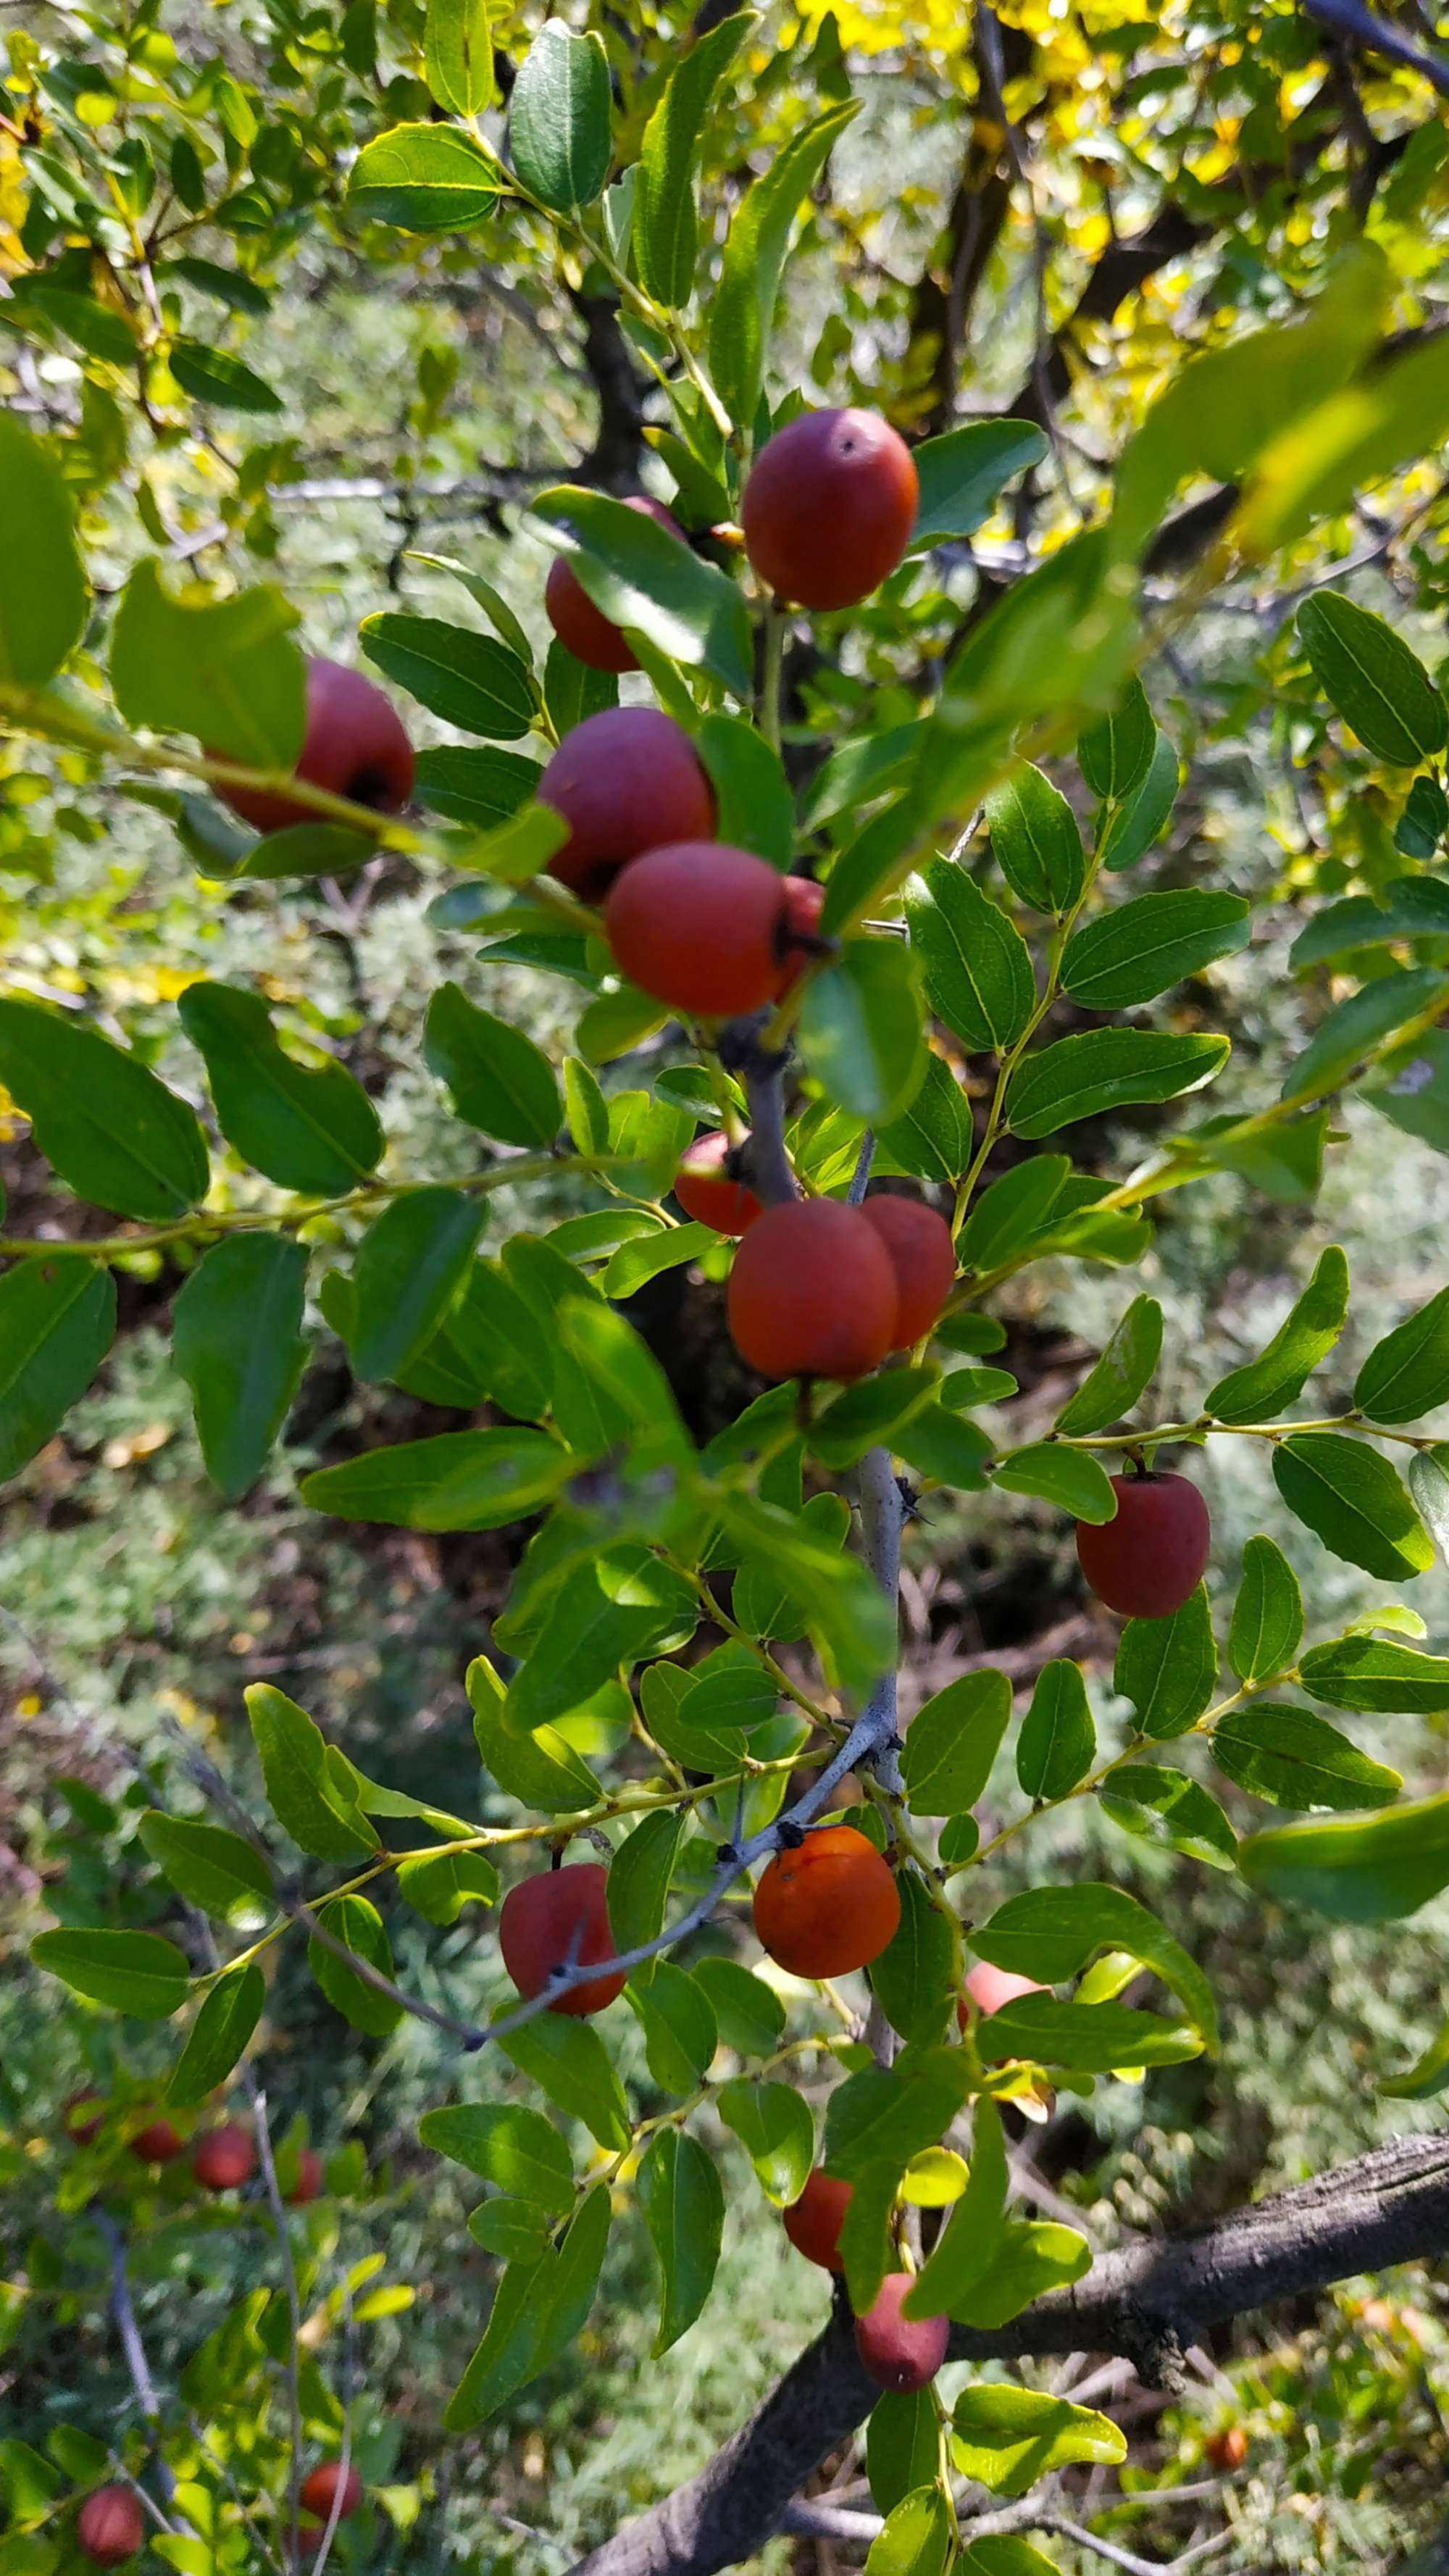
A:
[7,0,1449,2567]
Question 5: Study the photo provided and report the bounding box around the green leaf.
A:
[798,938,927,1122]
[950,2384,1126,2497]
[904,2096,1007,2317]
[949,2219,1093,2333]
[308,1894,401,2035]
[906,860,1035,1053]
[169,342,282,414]
[629,1962,717,2094]
[424,983,561,1147]
[696,713,794,867]
[348,121,506,230]
[901,1670,1011,1817]
[1291,873,1449,969]
[973,1880,1219,2048]
[908,420,1048,552]
[446,2186,610,2427]
[984,1992,1203,2070]
[1281,965,1447,1103]
[1078,679,1155,803]
[994,1443,1119,1521]
[168,1965,264,2105]
[870,1873,958,2045]
[425,0,493,114]
[1098,726,1179,873]
[824,2054,972,2182]
[178,983,382,1193]
[0,999,209,1222]
[1229,1536,1304,1684]
[396,1846,499,1924]
[709,103,861,425]
[893,1404,993,1491]
[416,743,542,828]
[1356,1285,1449,1423]
[499,2015,630,2148]
[246,1683,378,1862]
[1099,1763,1238,1870]
[1016,1660,1095,1798]
[639,2128,724,2353]
[606,1811,684,1954]
[350,1188,486,1383]
[984,763,1085,914]
[879,1051,972,1183]
[811,1369,939,1472]
[633,12,756,309]
[692,1957,784,2055]
[302,1425,569,1532]
[717,2079,814,2206]
[0,418,88,685]
[1206,1247,1349,1424]
[528,486,752,700]
[31,1927,189,2020]
[1298,590,1448,766]
[958,1156,1071,1272]
[867,2395,940,2519]
[1006,1028,1229,1138]
[1114,1585,1216,1739]
[1212,1702,1400,1812]
[1061,891,1249,1012]
[360,612,533,737]
[1298,1634,1449,1713]
[863,2488,951,2576]
[1055,1293,1161,1435]
[1240,1788,1449,1922]
[1273,1433,1434,1582]
[173,1233,307,1499]
[510,23,611,209]
[1409,1441,1449,1562]
[138,1814,272,1919]
[418,2104,572,2209]
[111,560,305,767]
[0,1259,115,1483]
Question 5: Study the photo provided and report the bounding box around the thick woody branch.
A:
[569,2133,1449,2576]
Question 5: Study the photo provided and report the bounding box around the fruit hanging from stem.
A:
[742,409,919,611]
[753,1825,901,1978]
[217,657,414,837]
[1075,1470,1211,1620]
[674,1129,762,1235]
[538,706,715,899]
[859,1194,956,1349]
[727,1199,900,1383]
[498,1862,626,2018]
[853,2273,950,2392]
[782,2167,853,2272]
[545,496,683,672]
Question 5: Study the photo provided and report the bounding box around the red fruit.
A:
[128,2117,184,2166]
[859,1196,956,1349]
[299,2462,364,2524]
[286,2147,325,2206]
[674,1130,762,1236]
[777,877,828,993]
[956,1961,1046,2054]
[727,1199,899,1382]
[545,497,682,673]
[538,706,715,899]
[77,2487,145,2567]
[783,2168,853,2272]
[853,2274,950,2393]
[753,1825,901,1979]
[743,409,919,612]
[63,2089,107,2146]
[1206,2425,1249,2471]
[192,2122,257,2193]
[604,843,796,1019]
[498,1862,626,2018]
[1076,1471,1211,1620]
[219,657,414,836]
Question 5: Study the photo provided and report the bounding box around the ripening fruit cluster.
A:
[73,2464,363,2567]
[537,409,916,1020]
[61,2096,324,2203]
[727,1193,956,1381]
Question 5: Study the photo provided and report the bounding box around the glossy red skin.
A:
[220,657,414,835]
[63,2090,107,2145]
[498,1862,626,2017]
[192,2122,257,2192]
[853,2274,950,2393]
[286,2146,325,2206]
[783,2168,853,2272]
[299,2462,364,2523]
[1076,1471,1211,1620]
[538,706,716,898]
[604,843,793,1018]
[545,498,682,672]
[743,409,919,611]
[753,1825,901,1978]
[675,1130,762,1236]
[777,877,827,993]
[727,1199,899,1383]
[78,2487,145,2567]
[956,1961,1046,2051]
[860,1196,956,1348]
[128,2117,185,2165]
